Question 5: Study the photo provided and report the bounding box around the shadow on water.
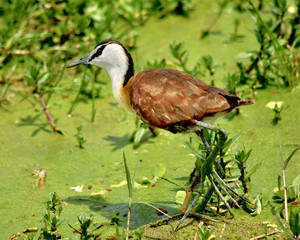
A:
[224,110,239,122]
[103,134,132,151]
[17,114,53,136]
[104,131,155,151]
[64,195,179,229]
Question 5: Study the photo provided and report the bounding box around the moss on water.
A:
[1,1,299,239]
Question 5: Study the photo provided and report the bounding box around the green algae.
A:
[0,1,299,239]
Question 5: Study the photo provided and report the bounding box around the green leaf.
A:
[160,176,187,190]
[33,228,42,240]
[248,0,294,87]
[133,123,148,147]
[223,134,242,154]
[293,175,300,185]
[278,174,283,190]
[90,222,103,232]
[198,227,216,240]
[235,50,258,59]
[140,176,152,186]
[37,72,50,86]
[250,195,262,216]
[175,190,186,205]
[25,75,36,87]
[283,147,300,170]
[289,208,300,237]
[123,151,132,198]
[287,184,299,200]
[134,228,146,239]
[153,163,166,182]
[271,205,296,239]
[183,141,201,157]
[223,175,241,182]
[68,222,82,234]
[245,162,262,182]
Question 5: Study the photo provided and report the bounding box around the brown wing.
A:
[129,68,240,131]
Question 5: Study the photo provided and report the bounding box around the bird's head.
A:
[66,40,134,83]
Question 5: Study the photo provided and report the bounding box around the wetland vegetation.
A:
[0,0,299,239]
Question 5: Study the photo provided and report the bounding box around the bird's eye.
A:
[90,45,106,60]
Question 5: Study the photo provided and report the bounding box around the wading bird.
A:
[67,40,254,212]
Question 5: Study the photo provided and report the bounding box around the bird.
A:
[66,40,254,135]
[66,40,254,214]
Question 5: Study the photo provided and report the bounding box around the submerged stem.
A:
[37,87,58,133]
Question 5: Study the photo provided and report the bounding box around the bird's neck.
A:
[105,54,134,108]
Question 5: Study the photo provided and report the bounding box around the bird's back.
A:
[128,68,250,133]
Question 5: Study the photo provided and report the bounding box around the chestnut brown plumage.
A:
[128,68,253,133]
[66,40,253,133]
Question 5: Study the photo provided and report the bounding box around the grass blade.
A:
[283,147,300,170]
[46,62,66,104]
[123,151,134,240]
[68,66,87,115]
[139,202,170,218]
[123,151,132,197]
[160,177,187,191]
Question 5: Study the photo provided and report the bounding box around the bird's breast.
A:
[118,78,135,113]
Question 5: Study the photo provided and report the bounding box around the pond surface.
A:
[1,1,299,238]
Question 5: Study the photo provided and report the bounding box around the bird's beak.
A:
[66,54,90,68]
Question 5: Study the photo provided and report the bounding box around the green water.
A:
[1,1,299,238]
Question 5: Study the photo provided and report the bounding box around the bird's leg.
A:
[149,126,158,137]
[180,121,227,213]
[189,129,210,180]
[197,129,211,155]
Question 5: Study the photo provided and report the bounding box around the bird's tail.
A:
[237,99,254,106]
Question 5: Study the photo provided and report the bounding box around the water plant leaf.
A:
[139,202,170,218]
[248,0,294,88]
[283,147,300,170]
[133,124,147,147]
[160,176,187,191]
[222,134,242,154]
[175,190,186,205]
[37,72,50,86]
[250,195,262,216]
[123,151,132,198]
[289,207,300,237]
[245,162,262,183]
[24,75,36,87]
[153,163,166,183]
[287,185,299,201]
[271,206,296,239]
[33,228,42,240]
[235,50,258,59]
[198,225,216,240]
[140,176,152,186]
[293,175,300,185]
[222,175,240,182]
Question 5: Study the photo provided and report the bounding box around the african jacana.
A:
[67,40,253,133]
[67,40,254,212]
